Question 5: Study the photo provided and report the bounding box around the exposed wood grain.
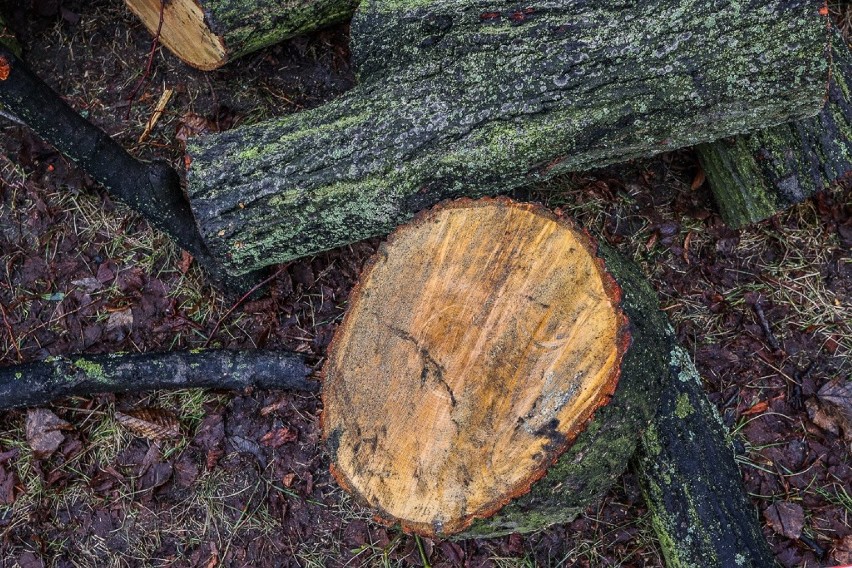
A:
[323,198,651,536]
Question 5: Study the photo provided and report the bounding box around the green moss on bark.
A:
[188,0,829,275]
[697,29,852,228]
[634,347,775,568]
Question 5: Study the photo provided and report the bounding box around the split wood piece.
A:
[322,198,672,538]
[0,46,264,296]
[635,347,775,567]
[125,0,359,70]
[697,28,852,228]
[188,0,829,276]
[0,350,316,410]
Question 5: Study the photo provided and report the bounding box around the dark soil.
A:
[0,2,850,567]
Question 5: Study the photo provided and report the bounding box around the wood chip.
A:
[115,408,180,440]
[138,87,174,143]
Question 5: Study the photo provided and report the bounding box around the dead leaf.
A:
[178,250,194,274]
[764,501,805,539]
[26,409,71,459]
[260,427,298,449]
[105,308,133,332]
[818,380,852,440]
[691,168,706,190]
[832,534,852,565]
[115,408,180,440]
[282,472,297,487]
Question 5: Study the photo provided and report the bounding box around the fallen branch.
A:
[0,350,316,410]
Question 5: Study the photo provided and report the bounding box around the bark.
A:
[0,46,264,295]
[188,0,829,276]
[0,12,19,55]
[323,199,672,538]
[125,0,359,70]
[697,29,852,228]
[635,346,776,568]
[0,350,316,410]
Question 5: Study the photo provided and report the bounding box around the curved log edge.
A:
[635,346,776,568]
[322,198,672,538]
[0,350,317,410]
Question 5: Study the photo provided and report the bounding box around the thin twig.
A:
[203,266,287,348]
[125,0,167,119]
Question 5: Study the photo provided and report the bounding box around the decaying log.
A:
[0,350,316,410]
[188,0,829,276]
[635,347,776,567]
[125,0,359,70]
[697,29,852,228]
[322,198,672,538]
[0,46,263,295]
[0,12,19,55]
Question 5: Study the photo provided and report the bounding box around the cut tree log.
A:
[0,45,264,295]
[0,350,316,410]
[125,0,359,70]
[322,198,672,538]
[696,28,852,228]
[188,0,830,276]
[635,346,776,568]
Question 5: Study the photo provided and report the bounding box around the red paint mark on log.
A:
[509,8,535,23]
[0,55,10,81]
[480,11,501,22]
[819,4,829,16]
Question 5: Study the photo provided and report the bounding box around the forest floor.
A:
[0,1,850,567]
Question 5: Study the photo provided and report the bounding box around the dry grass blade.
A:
[115,408,181,440]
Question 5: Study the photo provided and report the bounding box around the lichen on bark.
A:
[188,0,829,276]
[697,28,852,228]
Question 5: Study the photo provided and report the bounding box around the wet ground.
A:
[0,2,850,566]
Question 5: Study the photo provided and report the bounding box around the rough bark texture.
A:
[0,46,264,295]
[188,0,829,276]
[635,346,776,568]
[0,350,316,410]
[126,0,359,70]
[697,29,852,228]
[323,199,672,538]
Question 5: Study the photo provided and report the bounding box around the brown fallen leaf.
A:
[115,408,181,440]
[764,501,805,540]
[691,168,706,190]
[260,427,298,449]
[818,379,852,441]
[26,409,72,459]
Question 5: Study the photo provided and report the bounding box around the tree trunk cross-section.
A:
[188,0,829,276]
[322,198,671,538]
[125,0,359,70]
[697,28,852,228]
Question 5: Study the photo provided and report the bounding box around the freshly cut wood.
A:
[636,347,775,567]
[125,0,358,70]
[0,350,316,410]
[188,0,829,276]
[322,198,671,537]
[697,29,852,228]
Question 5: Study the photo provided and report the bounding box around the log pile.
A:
[186,0,830,276]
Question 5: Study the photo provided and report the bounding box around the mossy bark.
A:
[457,241,673,538]
[635,346,776,568]
[0,46,264,295]
[0,350,316,410]
[188,0,829,276]
[696,29,852,228]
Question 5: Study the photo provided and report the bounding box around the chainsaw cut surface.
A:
[323,198,628,536]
